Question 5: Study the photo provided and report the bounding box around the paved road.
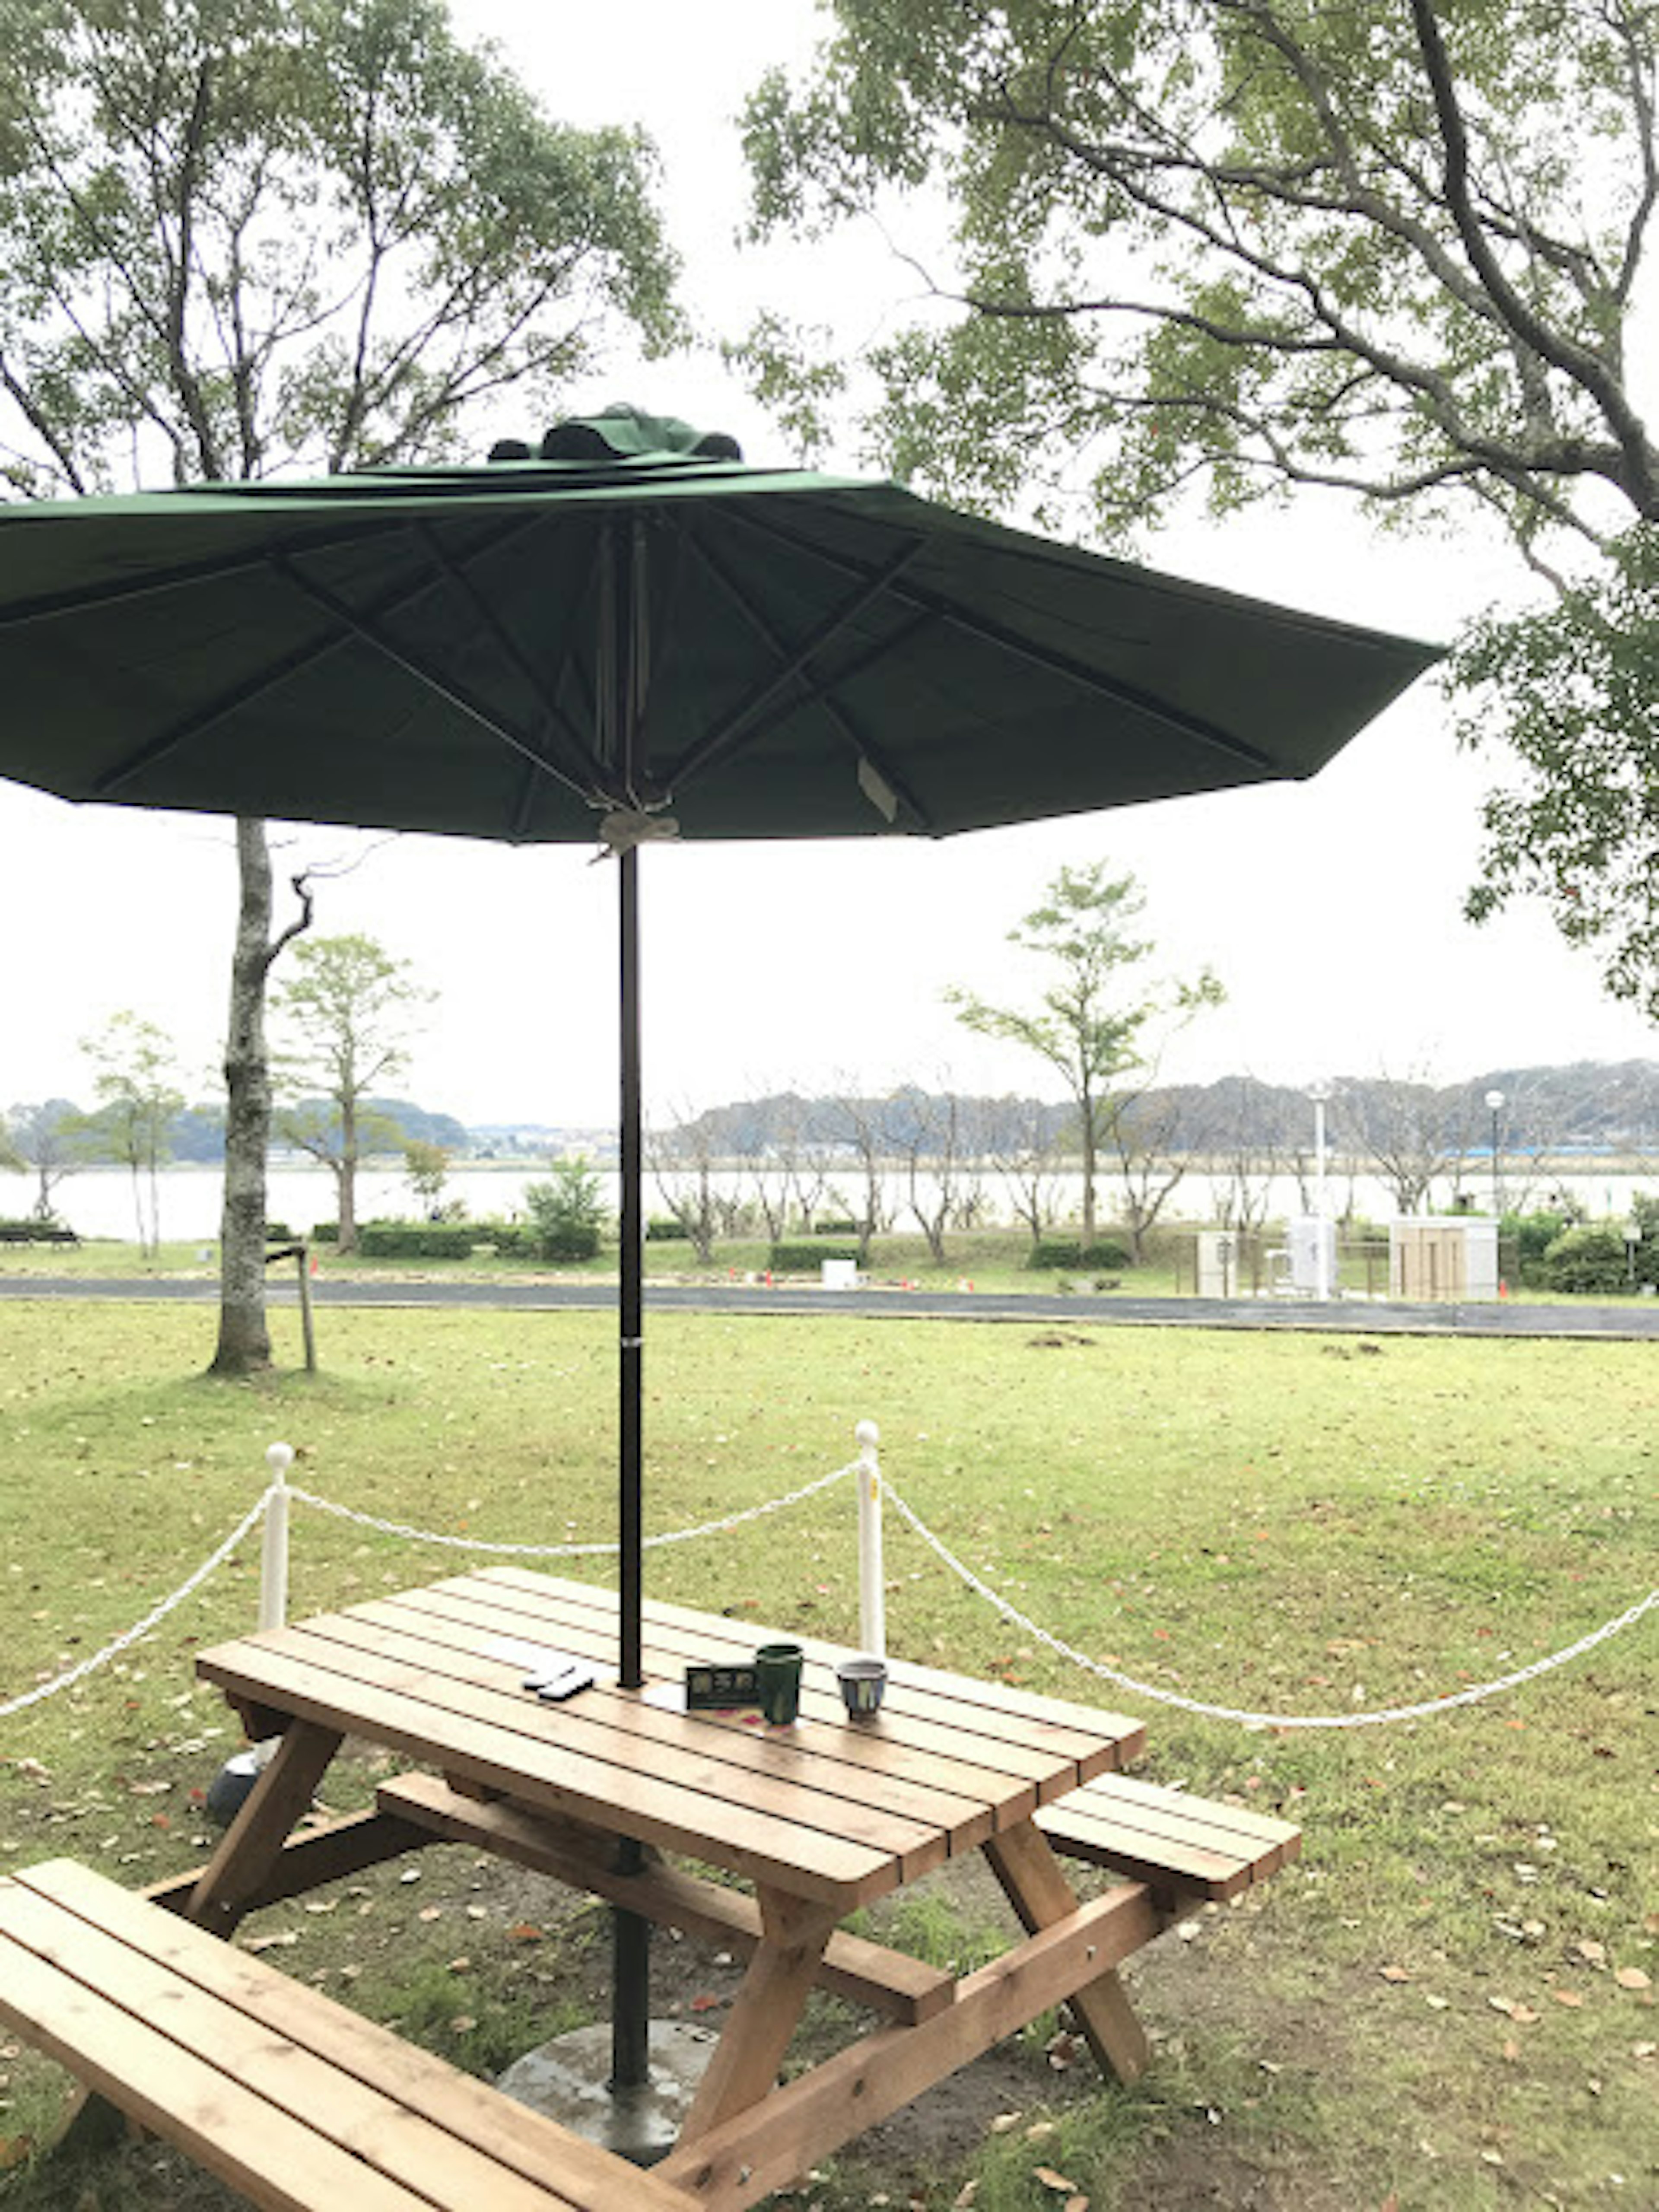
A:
[3,1273,1658,1338]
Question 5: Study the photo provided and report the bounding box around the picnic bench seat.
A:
[0,1858,697,2212]
[1035,1770,1300,1901]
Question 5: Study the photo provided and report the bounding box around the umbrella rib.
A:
[268,552,597,807]
[661,535,930,794]
[0,521,411,634]
[414,521,608,792]
[728,506,1284,775]
[684,531,940,831]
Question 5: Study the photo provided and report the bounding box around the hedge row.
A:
[768,1241,861,1271]
[1027,1238,1132,1272]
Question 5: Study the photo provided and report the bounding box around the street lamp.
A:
[1485,1089,1505,1217]
[1309,1081,1333,1299]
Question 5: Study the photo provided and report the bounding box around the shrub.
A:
[812,1218,861,1237]
[522,1157,608,1263]
[645,1217,689,1241]
[356,1222,480,1260]
[1536,1223,1631,1295]
[769,1240,860,1271]
[1027,1237,1132,1272]
[311,1222,338,1244]
[264,1220,294,1243]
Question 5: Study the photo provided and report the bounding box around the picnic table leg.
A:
[983,1818,1152,2083]
[674,1888,840,2146]
[184,1719,344,1935]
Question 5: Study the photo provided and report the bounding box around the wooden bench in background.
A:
[0,1858,696,2212]
[1036,1770,1300,1902]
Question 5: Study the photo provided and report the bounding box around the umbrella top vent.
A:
[486,403,744,469]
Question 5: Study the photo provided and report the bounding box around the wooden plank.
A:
[195,1637,898,1907]
[983,1819,1150,2083]
[143,1808,429,1919]
[657,1882,1162,2212]
[1034,1804,1250,1897]
[13,1862,696,2212]
[1,1878,576,2212]
[265,1618,947,1878]
[675,1888,839,2144]
[378,1772,956,2024]
[1036,1774,1300,1897]
[0,1915,434,2212]
[1068,1772,1302,1861]
[299,1605,996,1855]
[464,1568,1141,1775]
[381,1580,1083,1805]
[186,1719,343,1932]
[355,1588,1032,1831]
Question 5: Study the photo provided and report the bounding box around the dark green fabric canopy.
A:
[0,407,1438,846]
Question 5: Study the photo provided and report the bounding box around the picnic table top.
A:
[197,1568,1147,1910]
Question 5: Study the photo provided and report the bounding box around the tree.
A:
[273,933,428,1252]
[742,2,1659,1000]
[1340,1068,1467,1216]
[403,1137,451,1217]
[522,1156,608,1263]
[0,0,680,1368]
[3,1100,87,1223]
[80,1012,185,1253]
[948,862,1222,1246]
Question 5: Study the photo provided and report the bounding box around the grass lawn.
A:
[0,1300,1653,2209]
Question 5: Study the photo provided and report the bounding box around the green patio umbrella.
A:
[0,403,1440,2085]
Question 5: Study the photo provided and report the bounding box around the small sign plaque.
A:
[683,1661,761,1711]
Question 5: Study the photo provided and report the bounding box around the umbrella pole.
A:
[610,818,653,2096]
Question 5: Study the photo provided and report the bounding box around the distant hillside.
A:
[667,1064,1659,1159]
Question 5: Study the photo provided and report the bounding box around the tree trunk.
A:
[210,820,277,1376]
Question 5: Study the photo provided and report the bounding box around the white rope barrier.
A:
[0,1490,275,1720]
[881,1476,1658,1730]
[286,1456,861,1557]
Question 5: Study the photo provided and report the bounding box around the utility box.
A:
[1389,1217,1500,1301]
[1285,1215,1338,1297]
[821,1257,858,1290]
[1196,1230,1239,1298]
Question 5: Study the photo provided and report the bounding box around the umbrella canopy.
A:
[0,404,1439,2091]
[0,406,1437,842]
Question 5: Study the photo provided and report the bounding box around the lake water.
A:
[19,1158,1657,1247]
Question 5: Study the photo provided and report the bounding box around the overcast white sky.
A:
[4,0,1655,1133]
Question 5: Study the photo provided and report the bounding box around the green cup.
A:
[755,1641,804,1726]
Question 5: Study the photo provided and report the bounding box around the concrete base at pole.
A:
[493,2021,719,2166]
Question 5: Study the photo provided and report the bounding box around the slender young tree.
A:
[80,1011,185,1255]
[272,933,429,1253]
[948,863,1223,1248]
[0,0,680,1368]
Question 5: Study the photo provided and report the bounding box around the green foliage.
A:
[744,1,1659,1015]
[356,1220,480,1259]
[769,1241,860,1271]
[645,1217,690,1241]
[948,861,1222,1243]
[0,0,682,498]
[1027,1236,1131,1273]
[521,1156,608,1262]
[742,2,1656,553]
[1457,526,1659,1018]
[1536,1222,1635,1294]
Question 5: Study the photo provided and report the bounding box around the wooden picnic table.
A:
[177,1566,1163,2207]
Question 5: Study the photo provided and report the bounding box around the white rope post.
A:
[855,1420,886,1659]
[259,1442,294,1636]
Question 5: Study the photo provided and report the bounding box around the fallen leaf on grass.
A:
[1032,2170,1077,2195]
[1614,1966,1651,1992]
[987,2113,1022,2135]
[508,1922,543,1942]
[1575,1939,1607,1966]
[1379,1964,1411,1983]
[449,2015,476,2034]
[0,2137,33,2174]
[243,1931,297,1953]
[690,1994,723,2014]
[1551,1989,1585,2007]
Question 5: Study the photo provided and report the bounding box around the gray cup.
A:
[836,1656,887,1717]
